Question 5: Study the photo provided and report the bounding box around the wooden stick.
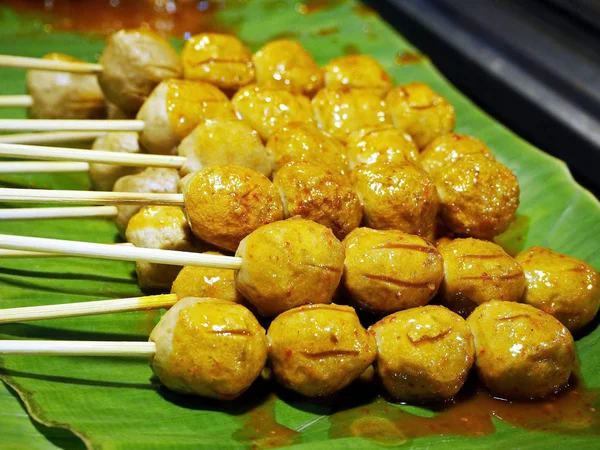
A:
[0,242,132,257]
[0,95,33,108]
[0,55,103,73]
[0,234,243,269]
[0,294,178,324]
[0,120,144,132]
[0,189,183,205]
[0,143,186,168]
[0,206,118,220]
[0,131,105,144]
[0,161,90,173]
[0,340,155,356]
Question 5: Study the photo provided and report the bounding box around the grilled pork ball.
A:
[386,82,455,149]
[434,155,520,240]
[177,119,273,177]
[346,125,418,170]
[352,161,440,238]
[26,53,105,120]
[98,29,182,113]
[183,165,283,252]
[137,80,236,155]
[369,305,475,401]
[467,301,575,400]
[182,33,254,91]
[342,228,444,314]
[323,55,392,91]
[89,132,142,191]
[516,246,600,332]
[420,133,495,176]
[266,122,348,176]
[252,39,323,96]
[268,304,376,397]
[273,161,362,240]
[438,238,526,317]
[232,84,313,140]
[235,218,345,317]
[150,297,268,400]
[312,87,391,143]
[112,167,180,236]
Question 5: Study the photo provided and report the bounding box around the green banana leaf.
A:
[0,1,599,448]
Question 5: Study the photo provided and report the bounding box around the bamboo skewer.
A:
[0,294,178,324]
[0,206,118,220]
[0,131,105,144]
[0,55,103,73]
[0,120,144,132]
[0,189,182,205]
[0,95,34,108]
[0,340,155,356]
[0,242,131,257]
[0,161,90,173]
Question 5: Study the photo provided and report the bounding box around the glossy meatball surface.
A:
[268,304,376,397]
[323,55,392,91]
[150,297,268,400]
[235,218,345,317]
[90,132,142,191]
[370,305,475,401]
[346,125,418,170]
[420,133,495,176]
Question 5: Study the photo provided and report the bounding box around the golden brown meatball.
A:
[182,33,255,91]
[171,252,244,304]
[438,238,526,317]
[126,206,203,291]
[386,82,455,149]
[434,155,520,239]
[98,29,182,113]
[342,228,444,314]
[113,167,181,236]
[420,133,495,176]
[150,297,268,400]
[369,305,475,401]
[232,84,313,140]
[26,53,106,120]
[323,55,392,91]
[89,132,142,191]
[235,218,345,317]
[177,119,273,177]
[273,161,362,240]
[106,102,134,120]
[312,87,391,143]
[515,246,600,332]
[467,301,575,400]
[267,303,376,397]
[352,161,440,238]
[252,40,323,96]
[346,125,418,170]
[137,80,236,155]
[266,122,348,176]
[184,165,283,252]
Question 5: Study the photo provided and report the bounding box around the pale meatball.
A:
[26,53,105,120]
[171,252,243,304]
[352,161,440,238]
[89,132,142,191]
[369,305,475,401]
[346,125,418,170]
[182,33,254,91]
[516,246,600,332]
[112,167,180,236]
[313,88,391,143]
[266,122,348,176]
[252,40,323,96]
[137,80,236,155]
[467,301,575,400]
[420,133,495,176]
[106,102,134,120]
[434,155,520,239]
[342,228,444,314]
[386,82,455,149]
[126,206,203,291]
[273,162,362,240]
[98,29,182,113]
[268,304,376,397]
[183,166,283,252]
[235,218,345,317]
[150,297,268,400]
[323,55,392,91]
[232,84,313,140]
[438,238,526,317]
[177,120,273,177]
